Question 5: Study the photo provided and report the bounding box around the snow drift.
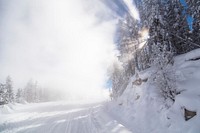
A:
[108,48,200,133]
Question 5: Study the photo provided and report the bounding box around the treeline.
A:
[111,0,200,101]
[0,76,54,105]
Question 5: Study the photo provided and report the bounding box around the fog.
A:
[0,0,118,101]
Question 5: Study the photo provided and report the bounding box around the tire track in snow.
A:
[0,102,132,133]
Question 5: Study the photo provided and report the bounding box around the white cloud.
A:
[0,0,118,101]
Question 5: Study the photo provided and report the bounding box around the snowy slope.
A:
[109,49,200,133]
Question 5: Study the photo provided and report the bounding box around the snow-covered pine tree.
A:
[37,87,44,102]
[5,76,14,103]
[138,0,177,102]
[32,81,39,102]
[16,88,23,103]
[111,14,141,99]
[24,80,34,102]
[117,14,140,73]
[0,83,7,105]
[111,62,124,99]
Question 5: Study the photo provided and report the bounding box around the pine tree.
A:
[112,14,141,99]
[5,76,14,103]
[23,80,42,103]
[16,88,23,103]
[117,14,140,74]
[0,84,6,105]
[187,0,200,46]
[38,88,43,102]
[24,80,34,102]
[111,62,127,99]
[32,81,39,102]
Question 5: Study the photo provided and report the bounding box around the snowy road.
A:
[0,102,132,133]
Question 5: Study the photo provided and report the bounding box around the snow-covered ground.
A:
[0,101,132,133]
[1,49,200,133]
[109,49,200,133]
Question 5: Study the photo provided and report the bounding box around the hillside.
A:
[108,49,200,133]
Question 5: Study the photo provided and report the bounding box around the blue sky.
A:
[180,0,194,31]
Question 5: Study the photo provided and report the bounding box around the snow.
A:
[0,104,15,114]
[1,49,200,133]
[108,49,200,133]
[0,101,132,133]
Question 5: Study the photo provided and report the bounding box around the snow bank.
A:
[174,48,200,67]
[0,104,15,114]
[108,49,200,133]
